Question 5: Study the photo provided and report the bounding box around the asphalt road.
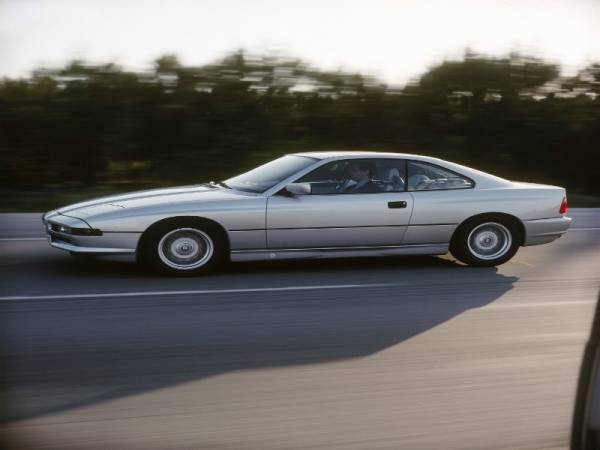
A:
[1,210,599,450]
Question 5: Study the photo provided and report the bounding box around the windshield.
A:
[224,155,318,193]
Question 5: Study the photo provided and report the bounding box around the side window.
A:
[375,159,406,192]
[407,161,473,191]
[296,160,347,194]
[297,159,406,194]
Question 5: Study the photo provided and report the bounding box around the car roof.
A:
[290,151,512,189]
[293,150,426,160]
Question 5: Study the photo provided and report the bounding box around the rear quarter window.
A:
[407,161,474,191]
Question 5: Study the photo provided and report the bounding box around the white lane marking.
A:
[1,278,598,302]
[489,300,595,309]
[0,283,403,301]
[0,237,47,241]
[509,260,534,267]
[570,227,600,231]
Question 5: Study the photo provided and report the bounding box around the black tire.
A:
[450,217,520,267]
[137,220,226,275]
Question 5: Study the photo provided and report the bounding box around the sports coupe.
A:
[43,152,572,274]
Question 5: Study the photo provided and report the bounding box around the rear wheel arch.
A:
[449,212,524,266]
[451,212,525,248]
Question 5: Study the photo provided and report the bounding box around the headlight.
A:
[71,228,102,236]
[48,223,102,236]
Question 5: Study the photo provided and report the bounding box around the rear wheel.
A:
[138,221,225,275]
[450,219,520,267]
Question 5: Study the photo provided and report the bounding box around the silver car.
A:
[42,151,572,274]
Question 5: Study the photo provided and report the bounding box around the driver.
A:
[342,161,380,193]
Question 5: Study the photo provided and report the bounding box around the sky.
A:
[1,0,599,85]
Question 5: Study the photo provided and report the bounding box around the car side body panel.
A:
[407,184,570,246]
[45,189,268,254]
[266,192,413,248]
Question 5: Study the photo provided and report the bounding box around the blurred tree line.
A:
[0,50,598,209]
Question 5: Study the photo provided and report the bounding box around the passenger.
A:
[343,161,380,193]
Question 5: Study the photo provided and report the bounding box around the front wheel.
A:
[450,219,520,267]
[138,222,225,275]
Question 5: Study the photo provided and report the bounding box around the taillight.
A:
[559,196,568,215]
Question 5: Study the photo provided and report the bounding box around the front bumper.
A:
[48,240,136,254]
[42,212,139,255]
[523,215,572,246]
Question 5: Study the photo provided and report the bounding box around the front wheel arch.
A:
[136,216,230,273]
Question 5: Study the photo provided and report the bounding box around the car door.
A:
[266,158,414,249]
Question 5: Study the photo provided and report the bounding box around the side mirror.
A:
[285,183,311,195]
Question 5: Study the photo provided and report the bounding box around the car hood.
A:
[57,185,255,219]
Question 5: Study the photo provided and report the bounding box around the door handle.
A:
[388,201,407,209]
